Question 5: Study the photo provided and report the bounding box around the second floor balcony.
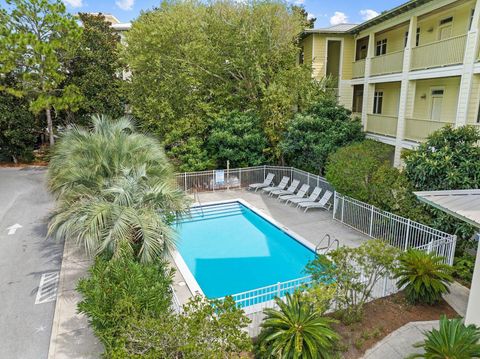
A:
[410,34,467,71]
[366,114,398,137]
[370,50,404,76]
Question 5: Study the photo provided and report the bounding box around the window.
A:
[373,91,383,114]
[375,39,387,56]
[404,31,409,47]
[431,89,444,96]
[440,17,453,26]
[416,28,420,46]
[477,100,480,123]
[470,9,475,30]
[299,46,304,65]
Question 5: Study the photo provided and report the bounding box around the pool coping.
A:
[172,198,317,303]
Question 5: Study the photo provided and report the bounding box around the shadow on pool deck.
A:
[170,189,369,304]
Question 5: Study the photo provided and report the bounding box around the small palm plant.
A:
[410,315,480,359]
[395,249,453,305]
[47,115,189,262]
[257,292,339,359]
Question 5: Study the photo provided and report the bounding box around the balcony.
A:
[404,118,453,142]
[411,35,467,71]
[352,59,366,78]
[371,50,404,76]
[366,114,398,137]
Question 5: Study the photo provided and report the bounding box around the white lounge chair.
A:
[279,184,310,202]
[248,173,274,191]
[262,176,290,194]
[287,186,322,205]
[297,190,333,212]
[270,179,300,197]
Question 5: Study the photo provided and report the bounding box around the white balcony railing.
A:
[411,34,467,71]
[371,50,404,76]
[366,114,398,137]
[352,59,366,78]
[404,118,453,141]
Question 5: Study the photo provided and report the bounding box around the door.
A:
[430,92,444,122]
[439,25,452,40]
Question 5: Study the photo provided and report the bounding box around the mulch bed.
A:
[0,161,48,168]
[331,291,459,358]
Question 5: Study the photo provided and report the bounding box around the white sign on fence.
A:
[215,170,225,184]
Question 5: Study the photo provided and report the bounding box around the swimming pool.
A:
[173,200,316,300]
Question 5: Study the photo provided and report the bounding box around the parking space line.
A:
[35,272,59,305]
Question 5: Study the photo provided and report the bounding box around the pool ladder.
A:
[315,234,339,255]
[193,188,204,217]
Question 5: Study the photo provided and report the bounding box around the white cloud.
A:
[330,11,348,26]
[116,0,134,11]
[307,13,315,20]
[360,9,380,21]
[63,0,83,7]
[293,0,305,4]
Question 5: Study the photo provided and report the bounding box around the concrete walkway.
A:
[362,282,470,359]
[47,240,103,359]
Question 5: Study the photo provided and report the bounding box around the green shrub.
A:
[306,239,399,323]
[325,140,393,202]
[453,253,475,285]
[395,249,453,305]
[256,292,339,359]
[77,254,175,351]
[410,315,480,359]
[279,98,364,174]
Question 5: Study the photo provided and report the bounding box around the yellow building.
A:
[300,0,480,166]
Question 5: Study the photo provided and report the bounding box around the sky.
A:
[13,0,406,27]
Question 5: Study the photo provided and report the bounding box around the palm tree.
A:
[394,249,453,305]
[47,115,189,262]
[410,315,480,359]
[257,292,339,359]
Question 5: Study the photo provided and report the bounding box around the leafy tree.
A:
[257,292,339,359]
[0,0,82,146]
[410,315,480,359]
[123,0,323,166]
[395,249,453,305]
[0,83,38,163]
[280,99,364,174]
[325,140,393,202]
[404,125,480,239]
[292,5,316,29]
[63,13,125,125]
[306,240,399,323]
[207,111,268,168]
[47,115,189,262]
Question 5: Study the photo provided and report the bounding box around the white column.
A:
[466,235,480,326]
[455,0,480,126]
[361,33,375,131]
[394,16,417,168]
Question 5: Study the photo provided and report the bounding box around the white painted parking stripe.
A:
[35,272,59,305]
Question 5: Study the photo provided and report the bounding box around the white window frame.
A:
[438,17,454,40]
[375,39,387,56]
[373,91,384,114]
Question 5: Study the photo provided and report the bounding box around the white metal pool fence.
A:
[333,192,457,265]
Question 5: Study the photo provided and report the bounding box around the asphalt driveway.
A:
[0,167,64,359]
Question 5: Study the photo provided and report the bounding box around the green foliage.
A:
[77,254,175,351]
[63,13,125,125]
[257,292,339,359]
[404,125,480,238]
[208,111,268,168]
[306,240,399,323]
[325,140,393,202]
[47,115,189,262]
[453,253,475,285]
[410,315,480,359]
[123,0,325,167]
[280,99,364,174]
[0,0,82,145]
[302,282,337,315]
[395,249,453,305]
[0,85,38,163]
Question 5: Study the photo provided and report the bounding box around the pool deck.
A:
[171,188,369,304]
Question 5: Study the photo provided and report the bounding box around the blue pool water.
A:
[175,201,316,299]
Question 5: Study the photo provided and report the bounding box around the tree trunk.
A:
[46,107,54,146]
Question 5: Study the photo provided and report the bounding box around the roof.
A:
[303,0,435,36]
[415,190,480,228]
[305,24,358,34]
[111,23,132,31]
